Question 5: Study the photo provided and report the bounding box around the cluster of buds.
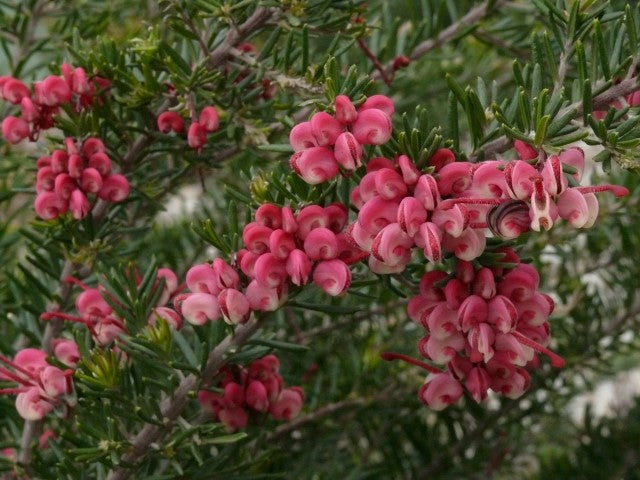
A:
[289,94,394,184]
[198,354,304,431]
[41,268,181,347]
[401,252,564,409]
[439,142,628,238]
[34,137,130,220]
[0,343,79,420]
[0,64,109,144]
[346,150,488,274]
[157,105,220,151]
[179,202,365,326]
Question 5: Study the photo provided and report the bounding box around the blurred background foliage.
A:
[1,0,640,478]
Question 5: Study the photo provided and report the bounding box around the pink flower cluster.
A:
[403,252,564,410]
[0,64,109,144]
[0,342,79,420]
[178,203,365,326]
[34,137,130,220]
[198,354,304,432]
[440,142,629,237]
[289,94,394,183]
[157,105,220,151]
[41,268,181,346]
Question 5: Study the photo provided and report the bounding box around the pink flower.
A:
[2,77,30,104]
[245,380,269,412]
[20,97,39,122]
[2,116,29,143]
[269,229,297,259]
[375,168,407,200]
[465,366,491,402]
[187,122,207,149]
[80,167,103,193]
[289,121,317,151]
[418,222,443,263]
[76,288,112,317]
[432,204,468,238]
[82,137,105,157]
[290,147,339,184]
[514,140,538,160]
[371,223,413,267]
[67,154,83,179]
[15,388,55,421]
[418,373,463,410]
[40,366,72,397]
[182,293,221,325]
[186,264,220,295]
[218,406,248,432]
[281,206,298,234]
[253,253,288,288]
[414,174,441,211]
[243,222,273,254]
[359,94,395,116]
[458,295,488,332]
[541,155,567,195]
[148,306,183,329]
[491,368,530,399]
[426,304,459,339]
[487,295,517,333]
[442,227,486,261]
[199,106,219,132]
[212,258,240,290]
[557,188,590,228]
[34,191,67,220]
[324,203,348,233]
[437,162,472,195]
[559,147,585,181]
[52,339,80,367]
[36,76,72,106]
[53,174,76,200]
[51,150,69,174]
[245,280,282,311]
[429,148,455,172]
[156,268,179,305]
[357,196,399,235]
[498,264,539,302]
[352,108,392,145]
[157,111,184,133]
[69,189,90,219]
[443,278,469,310]
[296,205,328,240]
[310,111,342,146]
[334,95,357,125]
[218,289,250,325]
[312,259,351,296]
[504,160,538,200]
[286,249,312,286]
[304,227,339,260]
[420,333,465,363]
[471,161,507,198]
[98,174,129,202]
[255,203,282,229]
[472,268,496,299]
[269,387,304,421]
[333,132,362,170]
[398,154,420,185]
[397,197,427,237]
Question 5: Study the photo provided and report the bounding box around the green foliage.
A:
[1,1,640,479]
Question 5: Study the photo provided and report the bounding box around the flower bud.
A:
[514,140,538,160]
[254,253,288,288]
[218,289,250,324]
[187,122,207,149]
[375,168,407,200]
[397,197,427,237]
[304,227,339,261]
[465,366,491,403]
[212,258,240,290]
[357,196,399,235]
[442,227,486,262]
[186,264,219,295]
[269,229,297,259]
[34,191,67,220]
[418,222,443,263]
[371,223,412,267]
[311,111,342,146]
[50,150,68,174]
[289,121,317,151]
[245,380,269,412]
[472,268,496,299]
[429,148,455,172]
[269,387,304,421]
[243,222,273,254]
[199,106,219,132]
[290,147,339,184]
[69,189,90,219]
[98,174,129,202]
[334,95,357,124]
[52,339,80,367]
[36,76,72,106]
[67,154,84,179]
[182,293,220,325]
[418,373,463,410]
[313,259,351,296]
[359,94,394,116]
[80,167,103,194]
[324,203,348,233]
[432,204,467,238]
[20,97,39,122]
[36,167,56,193]
[286,249,312,286]
[2,116,29,143]
[458,295,488,332]
[398,154,420,185]
[504,160,538,200]
[15,388,54,421]
[426,304,459,339]
[557,188,589,228]
[82,137,105,157]
[2,78,30,104]
[296,205,328,239]
[148,306,183,330]
[352,108,392,145]
[157,111,184,133]
[88,152,111,176]
[245,280,281,311]
[333,131,362,170]
[414,174,441,211]
[76,289,112,317]
[255,203,282,229]
[437,162,472,196]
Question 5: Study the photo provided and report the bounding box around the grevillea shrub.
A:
[1,2,640,479]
